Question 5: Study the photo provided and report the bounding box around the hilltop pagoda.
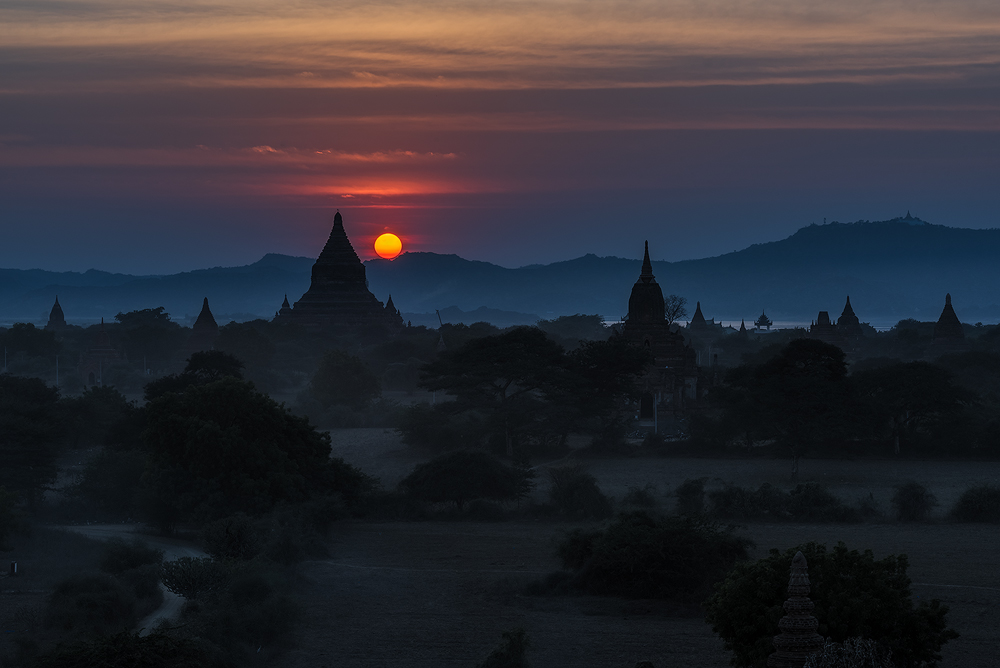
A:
[274,212,403,333]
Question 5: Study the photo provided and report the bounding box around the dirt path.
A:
[57,524,206,634]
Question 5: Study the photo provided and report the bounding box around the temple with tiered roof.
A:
[274,212,403,333]
[621,242,698,432]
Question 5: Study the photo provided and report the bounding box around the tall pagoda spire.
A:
[46,296,66,330]
[640,241,654,284]
[933,293,964,339]
[690,301,706,326]
[767,551,824,667]
[274,212,404,333]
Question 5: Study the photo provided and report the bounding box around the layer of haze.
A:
[3,0,1000,273]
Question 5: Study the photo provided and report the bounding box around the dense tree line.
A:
[399,327,650,457]
[693,338,1000,461]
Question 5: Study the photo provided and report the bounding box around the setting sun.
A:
[374,232,403,259]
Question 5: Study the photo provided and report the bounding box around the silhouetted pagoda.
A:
[274,212,403,333]
[837,296,863,338]
[933,293,964,340]
[186,297,220,357]
[925,293,967,358]
[755,310,772,330]
[621,242,698,431]
[45,296,66,331]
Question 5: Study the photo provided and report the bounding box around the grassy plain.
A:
[277,429,1000,667]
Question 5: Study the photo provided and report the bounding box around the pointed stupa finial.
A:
[193,297,218,331]
[282,294,290,309]
[334,210,343,228]
[740,319,747,333]
[906,210,912,220]
[640,241,654,283]
[945,292,952,306]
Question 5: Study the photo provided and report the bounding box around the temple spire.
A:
[640,241,654,284]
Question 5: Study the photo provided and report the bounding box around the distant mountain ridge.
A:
[2,216,999,326]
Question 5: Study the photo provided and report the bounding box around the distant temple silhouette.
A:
[45,296,66,331]
[808,296,866,345]
[621,241,698,432]
[186,297,220,357]
[274,212,403,332]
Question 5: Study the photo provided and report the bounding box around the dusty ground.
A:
[305,429,1000,668]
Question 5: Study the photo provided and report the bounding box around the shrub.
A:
[100,538,163,575]
[559,511,752,600]
[179,569,299,665]
[399,451,525,510]
[117,563,163,601]
[950,485,1000,522]
[202,514,261,561]
[548,466,612,519]
[709,483,861,523]
[622,484,657,509]
[891,482,937,522]
[804,638,893,668]
[705,542,958,668]
[786,483,861,523]
[467,499,508,521]
[676,478,706,516]
[44,573,136,636]
[709,483,786,521]
[73,450,147,517]
[33,630,235,668]
[310,349,381,409]
[161,557,231,601]
[476,628,530,668]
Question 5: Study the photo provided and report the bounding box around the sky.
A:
[2,0,1000,274]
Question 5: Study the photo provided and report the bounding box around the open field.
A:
[327,428,1000,515]
[284,521,998,668]
[311,429,1000,667]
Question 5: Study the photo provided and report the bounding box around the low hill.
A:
[3,216,999,327]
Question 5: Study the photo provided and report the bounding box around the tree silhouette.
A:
[663,294,688,324]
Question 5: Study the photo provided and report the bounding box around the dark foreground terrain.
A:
[282,521,997,668]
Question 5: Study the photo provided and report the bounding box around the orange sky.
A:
[2,0,1000,271]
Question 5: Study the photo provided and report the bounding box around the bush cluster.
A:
[705,542,958,668]
[42,538,165,642]
[548,466,612,519]
[708,482,862,523]
[891,482,937,522]
[399,450,533,511]
[804,638,894,668]
[476,628,530,668]
[950,484,1000,522]
[555,511,752,600]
